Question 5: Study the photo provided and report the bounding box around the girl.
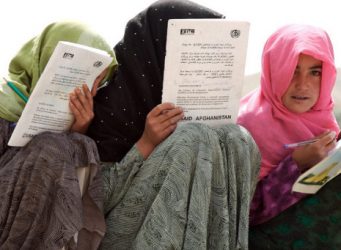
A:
[238,24,341,249]
[0,21,117,249]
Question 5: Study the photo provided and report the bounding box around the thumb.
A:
[318,131,336,146]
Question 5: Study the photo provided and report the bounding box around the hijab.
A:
[237,24,340,179]
[87,0,224,162]
[0,21,117,122]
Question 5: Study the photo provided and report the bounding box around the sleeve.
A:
[101,144,144,214]
[0,119,15,156]
[249,155,308,226]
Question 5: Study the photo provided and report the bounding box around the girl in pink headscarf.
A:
[237,24,340,226]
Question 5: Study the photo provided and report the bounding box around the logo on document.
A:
[93,61,103,67]
[63,52,74,59]
[230,29,241,38]
[180,29,195,35]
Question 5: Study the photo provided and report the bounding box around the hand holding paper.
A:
[8,41,113,146]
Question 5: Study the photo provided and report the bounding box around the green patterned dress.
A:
[101,123,260,250]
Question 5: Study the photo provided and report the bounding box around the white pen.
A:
[284,139,318,149]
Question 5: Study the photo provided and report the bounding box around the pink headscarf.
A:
[237,24,340,179]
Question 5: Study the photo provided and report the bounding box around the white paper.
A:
[162,19,249,126]
[292,140,341,194]
[8,41,113,146]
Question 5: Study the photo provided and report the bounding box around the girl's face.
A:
[282,54,322,113]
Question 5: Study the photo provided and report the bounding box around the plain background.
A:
[1,0,340,76]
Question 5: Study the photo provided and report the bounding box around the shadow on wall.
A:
[242,69,341,126]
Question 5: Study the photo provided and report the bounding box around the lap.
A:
[101,123,260,249]
[0,118,102,249]
[249,174,341,250]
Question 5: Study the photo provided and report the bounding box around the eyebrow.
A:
[296,65,322,70]
[310,65,322,69]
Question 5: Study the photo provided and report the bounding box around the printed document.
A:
[162,19,249,126]
[8,41,113,146]
[292,140,341,194]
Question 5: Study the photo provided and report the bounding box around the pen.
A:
[3,77,28,103]
[284,139,318,149]
[97,80,109,90]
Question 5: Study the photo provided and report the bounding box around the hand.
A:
[292,131,337,171]
[69,69,108,134]
[91,68,108,96]
[69,84,95,134]
[136,103,184,159]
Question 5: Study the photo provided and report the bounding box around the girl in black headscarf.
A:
[88,0,225,162]
[88,1,260,249]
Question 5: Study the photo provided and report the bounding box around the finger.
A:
[325,139,337,152]
[92,68,108,96]
[82,84,93,108]
[74,87,92,112]
[315,130,334,139]
[160,123,177,138]
[320,131,337,146]
[69,96,82,118]
[158,106,183,123]
[149,103,176,117]
[70,96,94,124]
[69,92,87,119]
[91,79,100,97]
[158,112,184,133]
[162,111,184,125]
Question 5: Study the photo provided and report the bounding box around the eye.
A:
[311,69,322,77]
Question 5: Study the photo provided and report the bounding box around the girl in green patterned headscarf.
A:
[0,21,117,126]
[0,21,116,249]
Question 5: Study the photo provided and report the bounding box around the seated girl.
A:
[86,0,261,249]
[0,21,117,249]
[237,24,341,249]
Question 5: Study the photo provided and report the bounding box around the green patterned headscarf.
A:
[0,21,117,122]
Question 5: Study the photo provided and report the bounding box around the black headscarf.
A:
[87,0,224,162]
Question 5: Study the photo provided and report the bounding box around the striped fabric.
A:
[0,118,104,249]
[101,123,260,249]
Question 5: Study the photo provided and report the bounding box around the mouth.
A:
[291,95,309,100]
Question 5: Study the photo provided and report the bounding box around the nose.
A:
[294,74,310,90]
